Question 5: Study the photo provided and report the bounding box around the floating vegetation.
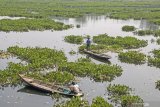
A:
[157,38,160,45]
[148,49,160,68]
[156,80,160,90]
[0,50,12,59]
[7,46,67,70]
[64,35,83,44]
[55,97,89,107]
[107,84,131,97]
[76,25,80,28]
[120,95,143,107]
[135,30,154,36]
[79,44,122,53]
[93,34,148,49]
[107,84,143,107]
[69,50,76,55]
[60,62,123,82]
[0,19,71,32]
[77,58,91,63]
[55,96,113,107]
[118,51,146,65]
[154,30,160,37]
[122,25,136,32]
[26,71,74,84]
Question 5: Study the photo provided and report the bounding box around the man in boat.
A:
[68,82,81,94]
[86,36,91,51]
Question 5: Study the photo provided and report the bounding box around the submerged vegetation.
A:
[64,35,83,44]
[118,51,146,65]
[107,84,143,107]
[93,34,148,49]
[55,96,113,107]
[122,25,136,32]
[0,19,71,32]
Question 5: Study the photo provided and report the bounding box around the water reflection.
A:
[139,19,159,30]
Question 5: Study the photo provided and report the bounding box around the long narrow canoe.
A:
[19,74,83,97]
[83,49,111,60]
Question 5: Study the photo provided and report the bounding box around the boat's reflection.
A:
[86,55,111,64]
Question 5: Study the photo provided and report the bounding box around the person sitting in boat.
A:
[68,82,81,94]
[86,36,91,51]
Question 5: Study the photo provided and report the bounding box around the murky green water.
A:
[0,15,160,107]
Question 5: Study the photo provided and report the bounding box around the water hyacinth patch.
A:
[0,19,72,32]
[156,80,160,90]
[148,49,160,68]
[107,84,131,96]
[107,84,143,107]
[93,34,148,49]
[55,96,113,107]
[26,71,74,84]
[79,44,122,53]
[60,62,123,82]
[69,50,76,55]
[122,25,136,32]
[120,95,143,107]
[0,50,12,59]
[64,35,83,44]
[118,51,146,65]
[135,30,154,36]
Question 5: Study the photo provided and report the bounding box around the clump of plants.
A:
[64,35,83,44]
[136,30,154,36]
[60,62,123,82]
[26,71,74,84]
[118,51,146,65]
[69,50,76,55]
[0,50,12,59]
[148,49,160,68]
[155,80,160,90]
[93,34,147,49]
[122,25,136,32]
[79,44,122,53]
[55,96,113,107]
[0,19,72,32]
[77,57,91,63]
[107,84,143,107]
[157,38,160,45]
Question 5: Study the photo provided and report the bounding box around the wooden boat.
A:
[83,49,111,60]
[19,74,83,97]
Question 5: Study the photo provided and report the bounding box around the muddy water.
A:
[0,15,160,107]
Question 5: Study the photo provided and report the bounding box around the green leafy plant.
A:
[65,35,83,44]
[122,25,136,32]
[118,51,146,65]
[148,49,160,68]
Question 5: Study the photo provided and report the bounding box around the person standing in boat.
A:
[69,82,81,94]
[86,36,91,51]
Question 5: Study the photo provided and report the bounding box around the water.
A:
[0,15,160,107]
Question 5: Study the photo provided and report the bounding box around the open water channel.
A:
[0,15,160,107]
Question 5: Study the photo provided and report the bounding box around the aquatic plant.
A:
[69,50,76,55]
[26,71,74,84]
[0,50,12,59]
[148,49,160,68]
[154,30,160,37]
[0,19,72,32]
[64,35,83,44]
[120,95,143,107]
[77,57,91,63]
[55,96,113,107]
[59,62,123,82]
[107,84,143,107]
[122,25,136,32]
[107,84,131,96]
[91,96,113,107]
[157,38,160,45]
[79,44,122,53]
[136,30,154,36]
[93,34,147,49]
[156,80,160,90]
[7,46,67,70]
[118,51,146,65]
[55,97,89,107]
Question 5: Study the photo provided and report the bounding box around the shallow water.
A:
[0,15,160,107]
